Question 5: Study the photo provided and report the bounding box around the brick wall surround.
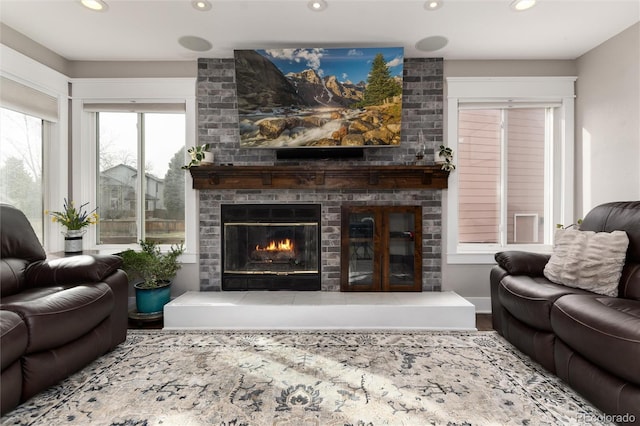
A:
[197,57,444,292]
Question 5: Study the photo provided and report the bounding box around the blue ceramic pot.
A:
[134,280,171,314]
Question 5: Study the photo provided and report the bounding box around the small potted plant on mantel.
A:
[120,240,185,314]
[182,143,213,169]
[436,145,456,172]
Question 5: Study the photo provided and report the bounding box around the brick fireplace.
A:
[196,57,444,292]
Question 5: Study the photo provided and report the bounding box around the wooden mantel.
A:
[189,165,449,190]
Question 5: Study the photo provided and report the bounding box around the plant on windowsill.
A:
[181,143,212,169]
[46,198,99,253]
[556,219,583,230]
[120,240,185,314]
[436,145,456,172]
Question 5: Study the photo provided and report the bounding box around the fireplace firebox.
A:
[221,204,321,290]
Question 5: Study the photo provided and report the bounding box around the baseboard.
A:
[465,297,491,314]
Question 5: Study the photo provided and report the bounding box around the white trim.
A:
[0,45,69,252]
[445,76,576,263]
[0,46,68,98]
[71,78,195,100]
[71,77,198,261]
[446,76,577,99]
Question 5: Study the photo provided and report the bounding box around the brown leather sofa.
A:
[491,201,640,420]
[0,204,128,415]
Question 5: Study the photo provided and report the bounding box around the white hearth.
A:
[164,291,476,330]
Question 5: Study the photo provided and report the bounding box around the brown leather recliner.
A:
[491,201,640,419]
[0,203,128,415]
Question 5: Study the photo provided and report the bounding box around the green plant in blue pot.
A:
[120,240,185,314]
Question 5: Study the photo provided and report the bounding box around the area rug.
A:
[2,330,610,426]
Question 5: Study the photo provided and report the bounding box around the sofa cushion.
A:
[0,204,46,263]
[551,294,640,386]
[580,201,640,300]
[544,229,629,296]
[0,284,114,353]
[580,201,640,264]
[494,251,551,277]
[620,263,640,301]
[498,275,592,331]
[26,254,123,287]
[0,310,27,371]
[1,259,30,297]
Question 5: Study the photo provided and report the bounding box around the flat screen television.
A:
[234,47,404,152]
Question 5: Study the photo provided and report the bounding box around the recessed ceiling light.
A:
[178,36,213,52]
[80,0,108,12]
[191,0,211,11]
[424,1,442,11]
[510,0,536,11]
[415,36,449,52]
[308,0,328,12]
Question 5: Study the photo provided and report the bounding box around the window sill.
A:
[447,246,552,265]
[47,249,197,264]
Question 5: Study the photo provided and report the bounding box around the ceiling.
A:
[0,0,639,62]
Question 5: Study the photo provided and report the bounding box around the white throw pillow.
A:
[543,229,629,296]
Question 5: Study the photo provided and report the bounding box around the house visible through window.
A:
[458,108,549,245]
[0,107,44,241]
[97,112,185,245]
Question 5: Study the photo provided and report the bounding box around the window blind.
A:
[0,76,59,122]
[458,100,562,110]
[83,103,186,113]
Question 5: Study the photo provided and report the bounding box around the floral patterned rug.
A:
[2,330,610,425]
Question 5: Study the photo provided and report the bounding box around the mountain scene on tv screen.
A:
[234,47,404,148]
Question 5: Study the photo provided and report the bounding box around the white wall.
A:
[575,22,640,217]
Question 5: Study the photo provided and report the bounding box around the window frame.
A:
[71,78,197,262]
[0,45,69,252]
[445,77,576,264]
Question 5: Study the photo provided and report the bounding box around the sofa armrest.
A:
[25,254,123,287]
[494,251,550,277]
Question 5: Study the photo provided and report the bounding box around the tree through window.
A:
[0,108,44,241]
[97,112,186,245]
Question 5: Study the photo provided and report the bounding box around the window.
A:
[97,112,186,245]
[446,77,576,263]
[458,107,550,245]
[71,77,196,258]
[0,108,44,241]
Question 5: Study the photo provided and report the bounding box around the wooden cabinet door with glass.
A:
[341,205,422,292]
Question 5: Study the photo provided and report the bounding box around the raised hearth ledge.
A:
[189,164,449,190]
[164,291,476,330]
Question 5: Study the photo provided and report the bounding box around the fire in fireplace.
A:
[221,204,321,290]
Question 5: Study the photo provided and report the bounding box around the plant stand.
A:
[128,309,163,325]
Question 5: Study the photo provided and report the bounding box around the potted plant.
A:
[120,240,185,314]
[436,145,456,172]
[182,143,213,169]
[46,198,99,253]
[556,219,583,230]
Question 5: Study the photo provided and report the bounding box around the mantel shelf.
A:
[189,165,449,191]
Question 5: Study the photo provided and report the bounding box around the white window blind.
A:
[83,103,185,113]
[458,100,562,110]
[0,76,58,122]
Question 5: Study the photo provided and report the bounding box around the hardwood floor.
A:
[475,314,493,331]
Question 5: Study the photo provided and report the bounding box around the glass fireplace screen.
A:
[223,222,319,274]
